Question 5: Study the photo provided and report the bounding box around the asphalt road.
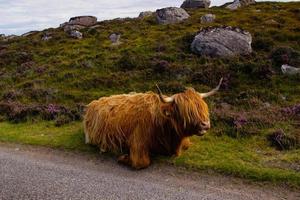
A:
[0,144,299,200]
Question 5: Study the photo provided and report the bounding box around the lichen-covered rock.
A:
[201,14,216,23]
[138,11,153,18]
[181,0,211,9]
[156,7,190,25]
[68,16,97,27]
[191,26,252,57]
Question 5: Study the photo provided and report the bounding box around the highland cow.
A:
[84,79,222,169]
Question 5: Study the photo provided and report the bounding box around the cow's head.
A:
[156,78,222,136]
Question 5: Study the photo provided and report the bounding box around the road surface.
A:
[0,144,299,200]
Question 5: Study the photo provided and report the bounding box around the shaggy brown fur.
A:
[84,88,210,169]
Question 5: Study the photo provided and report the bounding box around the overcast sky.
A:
[0,0,298,35]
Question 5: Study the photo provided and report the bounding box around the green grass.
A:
[0,121,95,152]
[174,135,300,186]
[0,121,299,187]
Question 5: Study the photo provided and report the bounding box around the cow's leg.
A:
[175,137,192,157]
[129,145,150,170]
[181,137,192,151]
[118,126,151,169]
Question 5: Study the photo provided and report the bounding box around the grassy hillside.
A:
[0,2,299,186]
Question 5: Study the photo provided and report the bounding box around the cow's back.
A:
[84,92,160,152]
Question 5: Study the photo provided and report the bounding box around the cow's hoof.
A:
[118,154,130,164]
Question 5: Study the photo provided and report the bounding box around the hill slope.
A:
[0,2,299,186]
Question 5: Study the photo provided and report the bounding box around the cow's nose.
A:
[201,121,211,130]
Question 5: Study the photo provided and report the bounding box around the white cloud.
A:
[0,0,298,35]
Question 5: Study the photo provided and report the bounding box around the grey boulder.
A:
[226,0,255,10]
[191,27,252,57]
[201,14,216,23]
[156,7,190,25]
[68,16,97,27]
[181,0,211,9]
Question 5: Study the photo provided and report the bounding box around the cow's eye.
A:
[164,110,171,117]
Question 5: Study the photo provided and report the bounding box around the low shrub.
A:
[270,47,300,67]
[268,129,300,150]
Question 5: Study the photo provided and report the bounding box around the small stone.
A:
[70,30,83,39]
[41,32,52,41]
[265,19,280,26]
[109,33,121,44]
[281,64,300,75]
[200,14,216,23]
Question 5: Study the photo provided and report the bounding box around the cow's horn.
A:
[156,84,174,103]
[199,78,223,98]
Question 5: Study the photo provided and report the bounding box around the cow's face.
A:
[156,78,222,137]
[174,88,211,136]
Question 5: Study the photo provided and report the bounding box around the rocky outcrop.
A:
[156,7,190,25]
[226,0,255,10]
[21,31,39,37]
[201,14,216,23]
[0,34,17,41]
[68,16,97,27]
[60,16,97,39]
[191,26,252,57]
[138,11,153,18]
[181,0,211,9]
[60,16,97,35]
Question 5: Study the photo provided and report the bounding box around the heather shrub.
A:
[268,129,300,150]
[271,47,300,67]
